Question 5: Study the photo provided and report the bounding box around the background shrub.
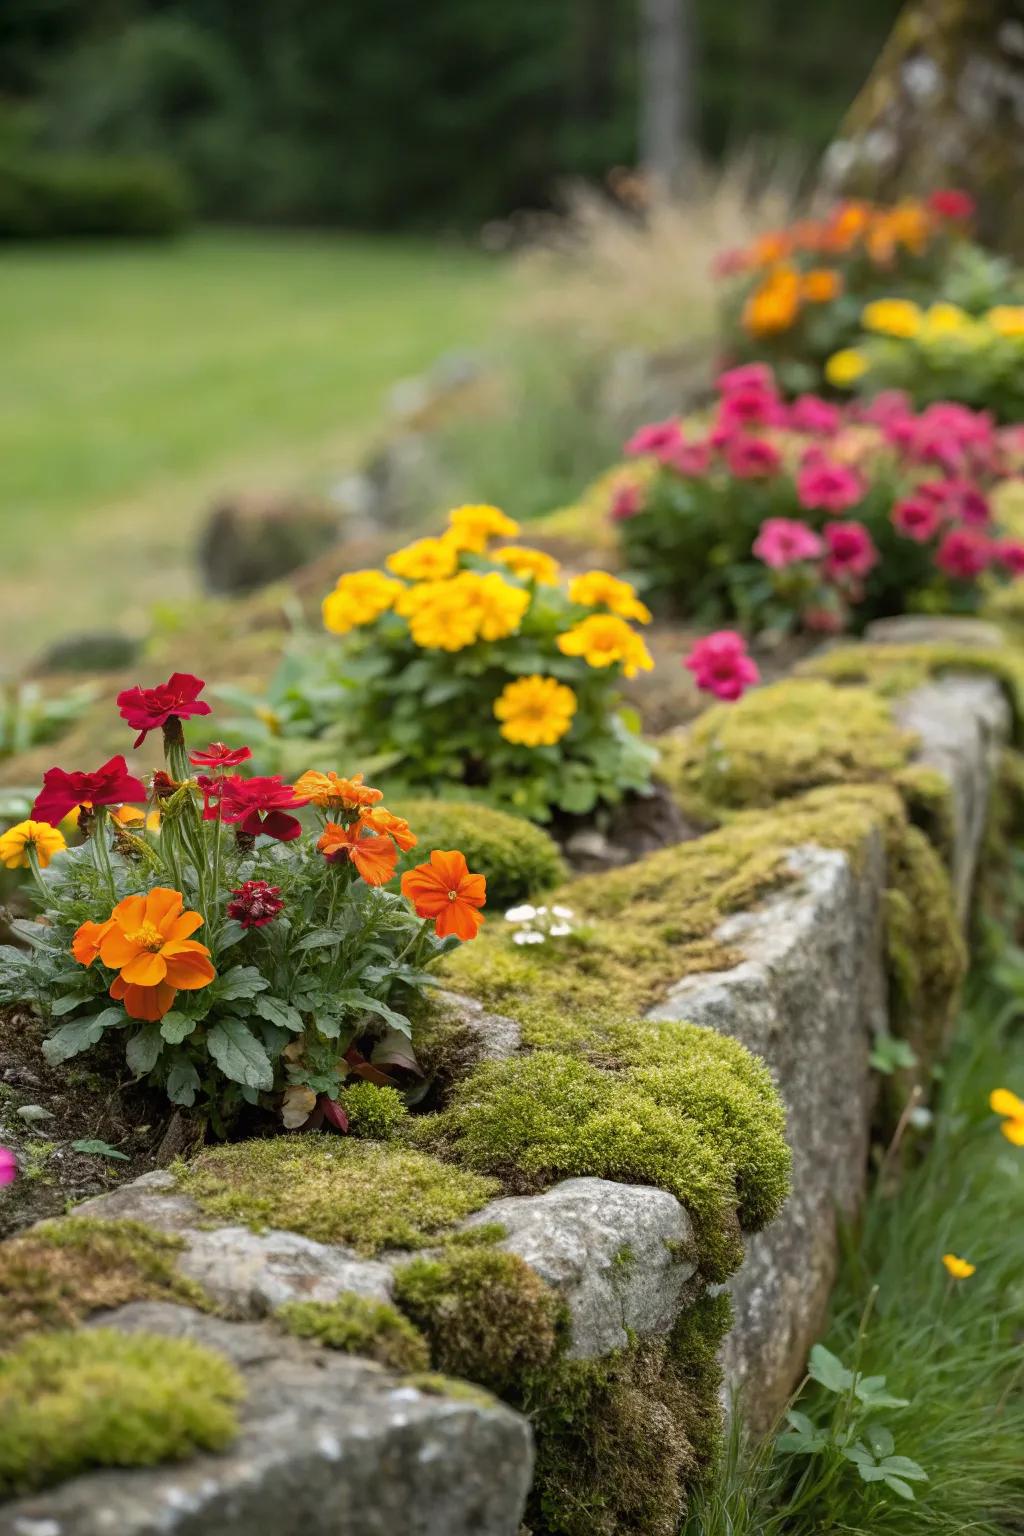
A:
[0,150,191,237]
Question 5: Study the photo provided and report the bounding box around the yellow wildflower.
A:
[464,571,531,642]
[558,614,653,678]
[494,675,577,747]
[988,306,1024,339]
[322,570,403,636]
[569,571,652,624]
[862,298,922,338]
[447,503,520,553]
[921,302,969,335]
[825,349,869,389]
[492,545,561,585]
[396,577,480,652]
[0,820,66,870]
[990,1086,1024,1145]
[386,536,460,582]
[942,1253,976,1280]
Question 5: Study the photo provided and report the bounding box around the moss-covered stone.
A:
[175,1135,497,1256]
[799,642,1024,738]
[275,1295,430,1372]
[0,1328,243,1497]
[337,1082,409,1140]
[884,823,966,1051]
[393,1247,564,1395]
[0,1217,208,1350]
[393,798,566,908]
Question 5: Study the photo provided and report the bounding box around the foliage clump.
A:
[0,1217,207,1349]
[175,1134,497,1255]
[392,798,566,908]
[275,1295,429,1372]
[0,1328,243,1497]
[337,1081,409,1140]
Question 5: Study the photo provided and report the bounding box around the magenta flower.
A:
[609,483,646,521]
[797,460,865,514]
[935,479,990,526]
[684,631,760,702]
[716,363,776,394]
[227,880,285,929]
[997,541,1024,576]
[753,518,823,569]
[624,420,684,460]
[858,390,913,428]
[0,1146,16,1187]
[116,673,211,748]
[725,437,782,479]
[664,438,713,477]
[787,395,842,436]
[824,521,879,581]
[936,527,994,580]
[892,497,943,543]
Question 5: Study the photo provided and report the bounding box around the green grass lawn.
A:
[0,230,507,663]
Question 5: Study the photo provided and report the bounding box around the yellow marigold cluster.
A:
[558,614,653,678]
[322,570,403,636]
[396,570,530,651]
[569,571,652,624]
[493,545,561,584]
[494,675,577,746]
[446,503,520,553]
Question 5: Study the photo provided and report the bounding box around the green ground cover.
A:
[0,230,506,660]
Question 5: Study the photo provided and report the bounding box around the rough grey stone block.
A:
[0,1305,533,1536]
[465,1176,697,1358]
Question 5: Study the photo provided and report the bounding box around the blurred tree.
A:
[639,0,696,185]
[823,0,1024,251]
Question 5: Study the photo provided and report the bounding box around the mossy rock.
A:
[175,1135,497,1255]
[393,798,566,908]
[0,1328,243,1497]
[275,1295,429,1372]
[0,1217,208,1350]
[337,1082,409,1140]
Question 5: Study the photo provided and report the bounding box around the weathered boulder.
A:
[197,492,341,595]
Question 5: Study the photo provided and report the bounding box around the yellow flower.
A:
[990,1086,1024,1145]
[396,577,480,652]
[386,536,460,582]
[558,614,653,678]
[0,820,66,870]
[942,1253,976,1280]
[446,503,520,553]
[862,298,922,338]
[921,302,969,335]
[569,571,652,624]
[322,570,403,636]
[494,675,577,747]
[825,348,869,389]
[988,306,1024,339]
[111,805,161,832]
[492,545,561,585]
[465,571,531,641]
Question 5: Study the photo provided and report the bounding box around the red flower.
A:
[116,673,211,748]
[207,774,309,842]
[227,880,284,928]
[936,527,993,581]
[189,741,253,770]
[824,521,878,581]
[32,756,147,826]
[796,460,865,514]
[684,631,760,702]
[928,188,975,223]
[892,496,942,543]
[997,541,1024,576]
[725,437,782,479]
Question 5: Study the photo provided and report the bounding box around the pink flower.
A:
[116,673,211,748]
[610,483,645,521]
[928,188,975,223]
[796,460,865,514]
[802,605,844,635]
[717,363,776,393]
[892,497,942,542]
[935,479,990,526]
[725,437,781,479]
[824,521,878,580]
[625,420,684,460]
[664,438,713,477]
[997,540,1024,576]
[859,390,913,428]
[684,631,760,702]
[0,1146,16,1187]
[936,527,994,580]
[787,395,842,436]
[712,248,749,278]
[753,518,824,569]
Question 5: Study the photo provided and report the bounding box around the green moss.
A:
[0,1328,242,1497]
[393,797,566,908]
[0,1217,208,1349]
[338,1082,409,1140]
[175,1135,497,1256]
[401,1371,499,1407]
[393,1246,564,1395]
[657,680,916,823]
[884,823,965,1053]
[275,1295,429,1372]
[418,1035,789,1284]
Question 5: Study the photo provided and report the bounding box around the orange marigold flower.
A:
[401,850,486,941]
[74,888,215,1021]
[71,918,113,967]
[743,265,801,336]
[293,770,384,811]
[318,822,399,885]
[801,268,843,304]
[359,806,418,851]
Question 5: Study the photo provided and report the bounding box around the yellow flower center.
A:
[126,921,165,952]
[448,890,458,901]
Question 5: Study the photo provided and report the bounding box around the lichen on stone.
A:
[0,1217,208,1349]
[175,1135,497,1255]
[275,1295,429,1372]
[393,1246,564,1395]
[392,797,566,908]
[0,1327,243,1497]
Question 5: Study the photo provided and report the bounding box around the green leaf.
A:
[160,1011,196,1044]
[71,1138,129,1161]
[125,1024,163,1076]
[882,1475,917,1500]
[213,965,270,1001]
[880,1456,927,1481]
[216,919,248,950]
[336,989,411,1036]
[808,1344,854,1394]
[207,1018,274,1090]
[166,1059,200,1107]
[254,995,304,1032]
[42,1013,110,1065]
[294,929,341,951]
[866,1426,895,1459]
[51,992,96,1017]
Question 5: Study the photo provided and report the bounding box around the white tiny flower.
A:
[535,906,549,916]
[549,923,572,937]
[505,904,537,923]
[513,929,545,945]
[551,905,574,919]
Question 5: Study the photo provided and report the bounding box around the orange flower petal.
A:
[434,901,485,941]
[167,911,205,941]
[120,951,168,987]
[111,893,147,931]
[72,918,112,967]
[400,866,446,917]
[427,849,470,890]
[99,929,144,969]
[145,887,185,934]
[350,834,399,886]
[118,980,176,1021]
[163,950,216,990]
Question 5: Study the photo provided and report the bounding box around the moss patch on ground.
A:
[0,1327,243,1497]
[0,1217,208,1350]
[798,642,1024,737]
[275,1295,430,1372]
[337,1082,409,1140]
[175,1135,497,1255]
[393,798,566,909]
